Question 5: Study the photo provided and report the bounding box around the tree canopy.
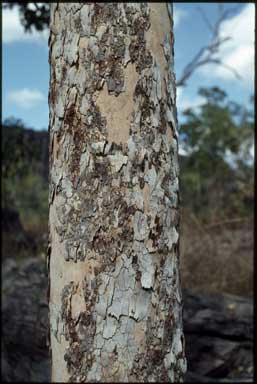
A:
[3,3,50,32]
[179,86,254,220]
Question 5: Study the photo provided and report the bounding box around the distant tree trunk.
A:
[48,3,186,382]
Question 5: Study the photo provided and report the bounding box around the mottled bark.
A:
[48,3,186,382]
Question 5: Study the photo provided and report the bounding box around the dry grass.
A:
[180,208,253,297]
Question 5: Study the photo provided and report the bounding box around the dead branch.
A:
[176,4,242,87]
[204,217,250,230]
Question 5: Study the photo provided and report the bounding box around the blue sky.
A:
[2,3,255,131]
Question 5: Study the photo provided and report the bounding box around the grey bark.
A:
[48,3,186,382]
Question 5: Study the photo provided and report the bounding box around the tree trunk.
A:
[48,3,186,382]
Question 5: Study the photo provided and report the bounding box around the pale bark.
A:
[48,3,186,382]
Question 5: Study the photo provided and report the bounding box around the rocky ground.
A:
[1,257,253,382]
[183,290,253,382]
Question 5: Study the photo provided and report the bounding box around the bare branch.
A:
[34,3,41,12]
[208,59,242,80]
[176,4,242,88]
[197,7,214,33]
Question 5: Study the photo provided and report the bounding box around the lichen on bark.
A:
[49,2,186,382]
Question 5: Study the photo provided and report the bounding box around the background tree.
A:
[48,3,186,382]
[179,86,254,221]
[2,118,48,228]
[2,118,49,260]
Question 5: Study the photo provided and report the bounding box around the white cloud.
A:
[7,88,45,109]
[202,4,255,86]
[27,3,45,11]
[173,6,187,29]
[177,87,204,113]
[2,5,48,44]
[178,146,187,156]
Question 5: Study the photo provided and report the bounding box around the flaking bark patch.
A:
[49,3,186,382]
[96,63,138,145]
[146,3,173,98]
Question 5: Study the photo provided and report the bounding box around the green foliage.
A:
[2,118,49,232]
[3,3,49,32]
[179,87,254,221]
